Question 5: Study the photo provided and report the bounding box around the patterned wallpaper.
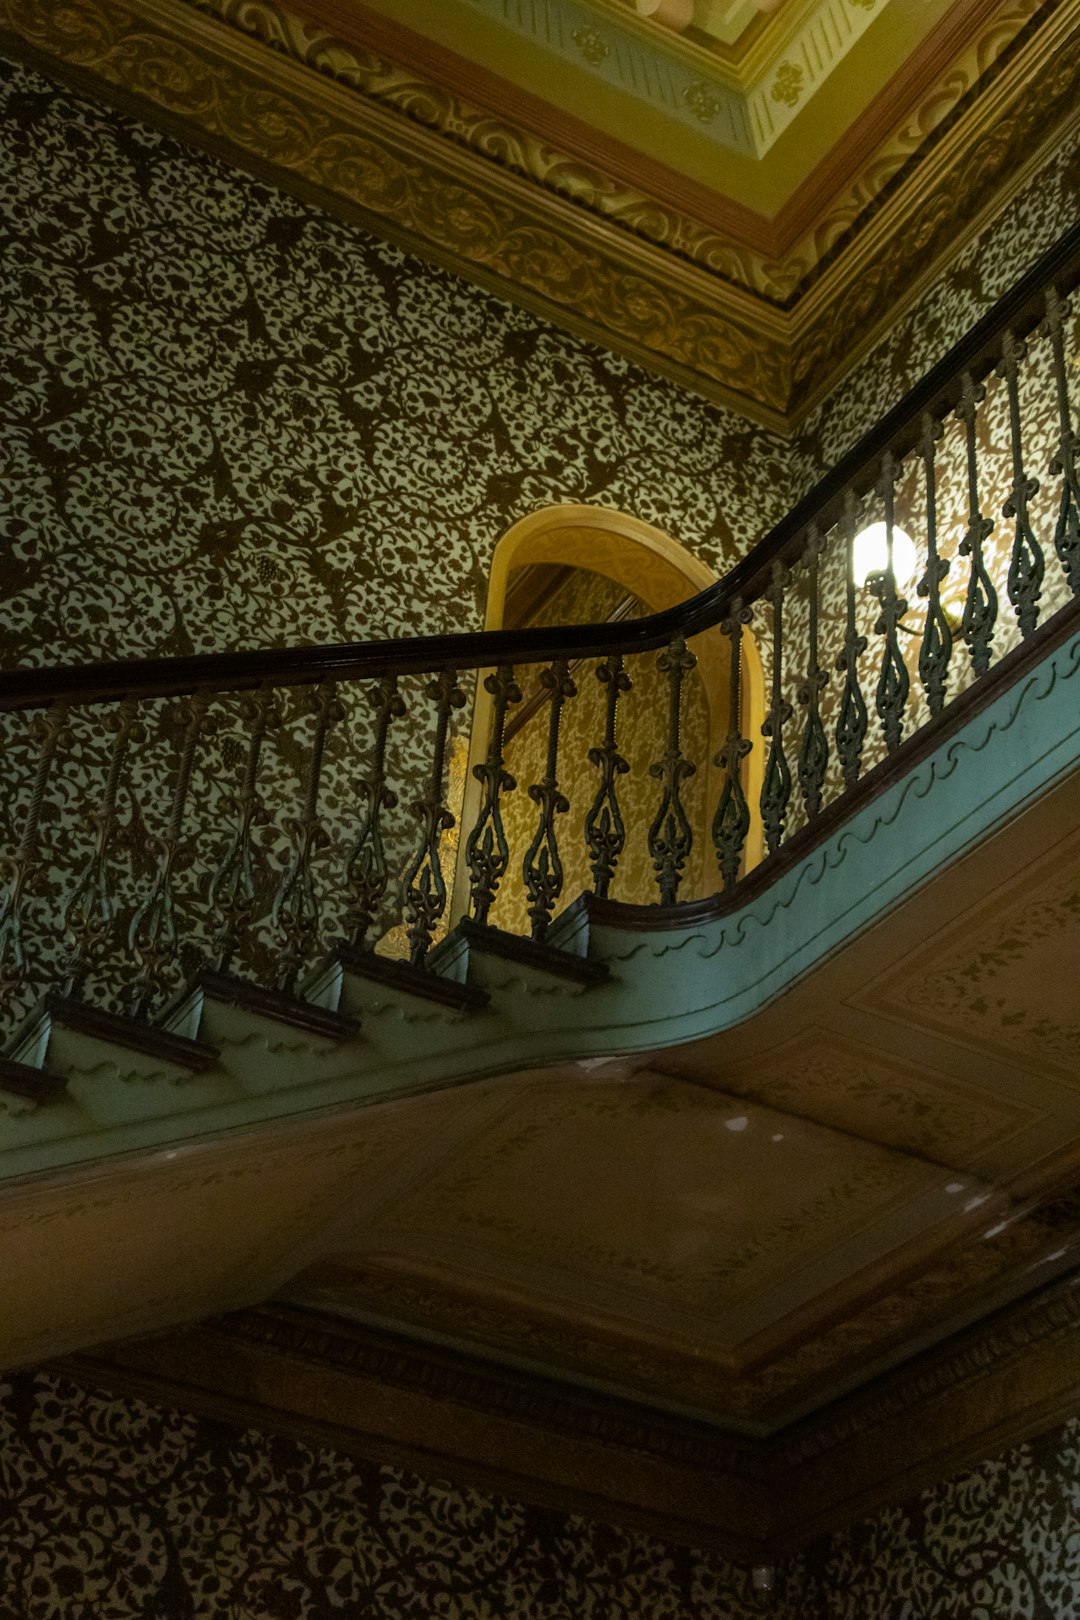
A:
[779,1417,1080,1618]
[0,51,1077,1022]
[0,1369,766,1620]
[0,53,796,677]
[2,1368,1078,1618]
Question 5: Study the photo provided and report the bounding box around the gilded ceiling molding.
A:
[186,0,1051,306]
[1,0,1076,425]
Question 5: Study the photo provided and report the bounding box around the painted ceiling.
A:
[356,0,960,205]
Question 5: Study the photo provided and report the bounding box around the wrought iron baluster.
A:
[869,451,911,754]
[998,327,1044,637]
[835,490,869,784]
[271,680,344,993]
[585,654,632,900]
[1045,285,1080,595]
[648,637,698,904]
[713,600,753,892]
[466,665,521,926]
[916,411,953,717]
[128,690,211,1018]
[956,370,997,675]
[404,667,466,964]
[343,675,406,951]
[209,686,279,973]
[62,697,144,998]
[0,701,72,994]
[796,526,829,820]
[759,563,793,856]
[522,659,576,942]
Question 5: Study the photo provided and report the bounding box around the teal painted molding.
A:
[3,627,1079,1181]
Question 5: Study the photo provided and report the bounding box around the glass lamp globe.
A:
[852,522,918,588]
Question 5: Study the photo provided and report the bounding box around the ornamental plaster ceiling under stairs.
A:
[6,671,1080,1467]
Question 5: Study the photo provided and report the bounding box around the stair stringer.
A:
[0,627,1077,1184]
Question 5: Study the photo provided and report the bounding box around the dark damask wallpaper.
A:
[779,1418,1080,1619]
[0,53,797,675]
[2,1369,1079,1617]
[0,1369,767,1620]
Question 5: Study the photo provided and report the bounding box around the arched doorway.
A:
[453,506,764,925]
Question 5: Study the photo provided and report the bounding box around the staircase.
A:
[2,227,1080,1381]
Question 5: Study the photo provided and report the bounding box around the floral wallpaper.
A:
[778,1416,1080,1619]
[0,50,1077,1030]
[0,1368,767,1620]
[0,53,796,679]
[1,1368,1078,1618]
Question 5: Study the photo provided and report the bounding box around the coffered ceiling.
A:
[5,0,1078,425]
[357,0,961,200]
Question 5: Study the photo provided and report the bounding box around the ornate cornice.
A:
[56,1267,1080,1557]
[215,1304,759,1473]
[2,0,1077,426]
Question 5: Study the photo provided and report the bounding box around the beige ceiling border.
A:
[1,0,1076,428]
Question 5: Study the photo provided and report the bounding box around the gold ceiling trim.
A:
[193,0,1043,296]
[2,0,1077,427]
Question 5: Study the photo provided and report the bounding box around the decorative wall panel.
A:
[0,52,793,678]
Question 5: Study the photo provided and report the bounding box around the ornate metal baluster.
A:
[271,680,343,993]
[759,563,793,856]
[713,600,753,892]
[1045,285,1080,595]
[404,667,466,964]
[0,701,72,994]
[585,655,632,900]
[648,637,698,904]
[956,370,997,675]
[128,690,211,1018]
[835,490,869,784]
[343,675,406,951]
[869,452,911,754]
[796,526,829,820]
[466,665,521,926]
[522,659,576,942]
[916,411,953,717]
[998,327,1044,637]
[208,686,278,974]
[62,697,144,998]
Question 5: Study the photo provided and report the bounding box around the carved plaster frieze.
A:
[2,0,1077,424]
[218,1267,1080,1469]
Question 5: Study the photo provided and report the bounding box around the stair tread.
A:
[449,917,610,986]
[0,1056,67,1105]
[199,971,360,1042]
[44,994,219,1073]
[336,946,490,1012]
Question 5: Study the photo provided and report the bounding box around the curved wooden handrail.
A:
[3,221,1080,713]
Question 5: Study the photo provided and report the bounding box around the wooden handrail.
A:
[3,221,1080,713]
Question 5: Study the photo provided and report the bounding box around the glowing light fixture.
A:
[852,521,918,589]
